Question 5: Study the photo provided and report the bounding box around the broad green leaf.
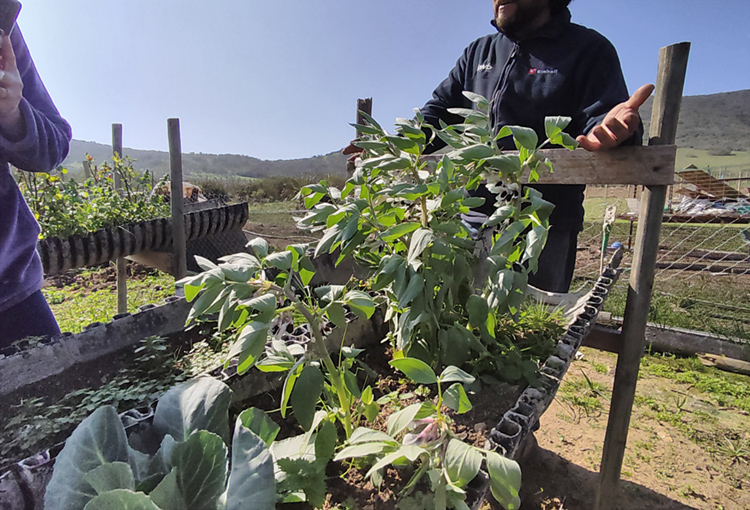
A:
[407,228,435,264]
[314,420,338,465]
[522,226,548,266]
[350,122,383,135]
[334,442,395,461]
[364,402,380,422]
[127,446,151,482]
[378,157,413,171]
[344,368,362,399]
[349,427,399,445]
[341,346,365,359]
[484,155,521,176]
[486,451,522,510]
[443,383,473,414]
[445,440,483,487]
[149,431,228,510]
[220,262,259,283]
[353,140,389,151]
[45,406,129,510]
[246,238,269,259]
[238,293,277,317]
[269,433,316,464]
[148,434,178,478]
[544,116,571,140]
[361,385,374,405]
[184,282,205,302]
[448,144,496,163]
[314,223,342,257]
[194,255,218,272]
[462,91,490,112]
[291,365,324,431]
[461,197,485,209]
[186,283,223,324]
[324,301,347,328]
[224,419,276,510]
[446,108,487,122]
[228,321,270,374]
[386,402,425,437]
[153,377,232,444]
[84,462,135,495]
[466,294,489,330]
[82,490,160,510]
[438,366,476,385]
[343,290,376,320]
[265,250,293,270]
[384,135,419,153]
[508,126,538,151]
[365,445,425,479]
[380,222,421,242]
[281,360,305,418]
[485,205,516,227]
[389,358,437,385]
[238,408,280,447]
[553,131,578,150]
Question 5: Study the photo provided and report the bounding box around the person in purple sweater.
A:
[0,25,72,350]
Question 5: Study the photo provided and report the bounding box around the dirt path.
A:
[513,348,750,510]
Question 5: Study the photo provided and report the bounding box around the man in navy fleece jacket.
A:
[0,25,72,349]
[420,0,652,293]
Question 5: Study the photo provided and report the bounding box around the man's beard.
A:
[494,0,549,37]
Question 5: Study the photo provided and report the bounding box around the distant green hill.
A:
[63,139,348,180]
[641,89,750,154]
[63,89,749,179]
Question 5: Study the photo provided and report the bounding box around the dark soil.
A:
[43,262,162,294]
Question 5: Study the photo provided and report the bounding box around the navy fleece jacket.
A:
[421,8,638,230]
[0,26,72,312]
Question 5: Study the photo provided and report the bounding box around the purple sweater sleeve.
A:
[0,26,72,313]
[0,26,72,171]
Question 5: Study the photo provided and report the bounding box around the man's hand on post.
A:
[576,83,655,152]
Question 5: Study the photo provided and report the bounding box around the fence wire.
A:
[574,183,750,341]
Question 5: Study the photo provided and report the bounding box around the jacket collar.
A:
[490,7,571,41]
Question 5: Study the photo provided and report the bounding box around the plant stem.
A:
[273,283,355,438]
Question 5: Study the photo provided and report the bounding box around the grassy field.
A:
[676,148,750,178]
[43,266,175,334]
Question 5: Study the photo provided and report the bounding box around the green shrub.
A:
[16,155,169,239]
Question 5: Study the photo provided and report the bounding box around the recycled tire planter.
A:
[0,257,622,510]
[36,202,249,276]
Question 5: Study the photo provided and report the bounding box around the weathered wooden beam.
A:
[595,41,690,510]
[424,144,676,186]
[524,145,675,185]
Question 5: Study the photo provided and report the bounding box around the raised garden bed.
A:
[1,103,623,509]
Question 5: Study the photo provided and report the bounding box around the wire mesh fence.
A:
[575,183,750,341]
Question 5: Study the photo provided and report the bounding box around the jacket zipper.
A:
[490,42,519,139]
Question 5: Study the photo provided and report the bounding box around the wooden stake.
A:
[112,123,128,314]
[168,118,187,280]
[594,42,690,510]
[356,98,373,138]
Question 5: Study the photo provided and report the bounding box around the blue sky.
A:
[18,0,750,160]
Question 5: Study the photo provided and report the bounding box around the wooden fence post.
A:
[356,98,373,138]
[168,118,187,280]
[112,123,128,314]
[594,42,690,510]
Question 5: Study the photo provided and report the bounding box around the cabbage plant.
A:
[44,377,275,510]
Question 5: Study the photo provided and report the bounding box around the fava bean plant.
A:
[337,358,522,510]
[298,91,576,371]
[173,93,577,509]
[179,239,378,441]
